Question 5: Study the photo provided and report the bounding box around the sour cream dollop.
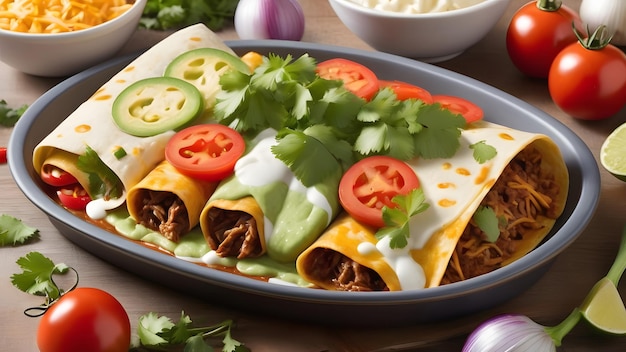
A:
[347,0,485,14]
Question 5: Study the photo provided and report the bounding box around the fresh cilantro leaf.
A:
[10,252,69,301]
[139,0,238,31]
[0,99,28,127]
[272,126,348,187]
[470,140,497,164]
[134,311,249,352]
[376,188,430,249]
[0,214,39,246]
[76,146,124,199]
[473,206,500,242]
[413,104,466,159]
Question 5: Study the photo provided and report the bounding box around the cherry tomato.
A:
[316,58,379,100]
[165,124,246,181]
[379,80,433,104]
[339,156,420,228]
[0,147,6,164]
[548,33,626,120]
[432,95,484,124]
[37,287,131,352]
[41,165,79,187]
[506,0,582,78]
[57,185,91,210]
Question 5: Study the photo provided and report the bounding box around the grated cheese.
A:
[0,0,132,33]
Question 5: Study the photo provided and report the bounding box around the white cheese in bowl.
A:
[346,0,486,14]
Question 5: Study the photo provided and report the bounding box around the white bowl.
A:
[328,0,511,62]
[0,0,146,77]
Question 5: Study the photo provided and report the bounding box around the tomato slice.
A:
[379,80,433,104]
[316,58,380,101]
[41,165,79,187]
[165,124,246,181]
[339,156,420,228]
[432,95,484,124]
[57,185,91,211]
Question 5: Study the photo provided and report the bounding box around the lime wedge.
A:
[580,277,626,335]
[600,122,626,182]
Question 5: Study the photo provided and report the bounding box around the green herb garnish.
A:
[470,140,497,164]
[0,99,28,127]
[113,146,127,160]
[139,0,239,31]
[473,206,501,242]
[375,188,430,249]
[10,251,69,302]
[76,146,124,199]
[215,53,467,187]
[0,214,39,246]
[134,311,249,352]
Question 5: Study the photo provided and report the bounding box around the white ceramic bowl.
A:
[0,0,146,77]
[328,0,511,62]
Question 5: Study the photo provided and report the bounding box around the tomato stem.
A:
[23,266,80,317]
[574,24,614,50]
[536,0,562,12]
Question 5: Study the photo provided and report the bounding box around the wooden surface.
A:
[2,0,626,350]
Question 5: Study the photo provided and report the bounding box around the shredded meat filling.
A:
[441,146,561,285]
[305,248,389,291]
[206,208,263,259]
[134,190,189,242]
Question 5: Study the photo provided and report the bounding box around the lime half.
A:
[580,277,626,335]
[600,122,626,182]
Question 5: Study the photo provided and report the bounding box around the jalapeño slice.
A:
[112,77,204,137]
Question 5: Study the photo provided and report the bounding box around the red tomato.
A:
[165,124,246,181]
[506,0,582,78]
[548,37,626,120]
[316,58,379,100]
[0,147,6,164]
[57,185,91,210]
[379,80,433,104]
[37,287,131,352]
[41,165,79,187]
[339,156,420,228]
[432,95,484,124]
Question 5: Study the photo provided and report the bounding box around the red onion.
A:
[234,0,305,41]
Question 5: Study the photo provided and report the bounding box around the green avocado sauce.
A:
[105,207,312,287]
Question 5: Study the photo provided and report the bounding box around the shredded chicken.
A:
[206,208,263,259]
[134,190,189,242]
[441,146,561,284]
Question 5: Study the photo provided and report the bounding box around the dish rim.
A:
[7,39,600,307]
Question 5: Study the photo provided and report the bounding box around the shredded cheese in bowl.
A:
[0,0,133,33]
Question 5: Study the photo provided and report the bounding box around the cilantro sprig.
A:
[0,99,28,127]
[375,188,430,249]
[11,251,71,305]
[76,145,124,199]
[140,0,238,31]
[215,54,467,187]
[0,214,39,246]
[133,311,249,352]
[470,140,497,164]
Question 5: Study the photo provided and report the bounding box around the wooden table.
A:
[2,0,626,350]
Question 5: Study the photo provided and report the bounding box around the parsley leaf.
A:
[10,252,69,301]
[470,140,497,164]
[135,311,249,352]
[76,146,124,199]
[473,206,501,242]
[0,214,39,246]
[0,99,28,127]
[413,104,466,159]
[376,188,430,249]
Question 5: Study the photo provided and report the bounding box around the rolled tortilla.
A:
[296,121,569,291]
[32,24,236,198]
[126,160,217,242]
[199,129,342,263]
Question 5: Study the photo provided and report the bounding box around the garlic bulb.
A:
[580,0,626,46]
